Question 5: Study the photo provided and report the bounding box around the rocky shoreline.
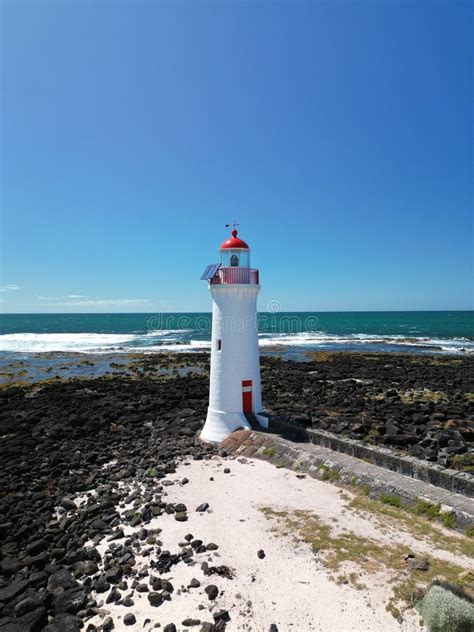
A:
[264,352,474,471]
[0,370,216,631]
[0,351,472,630]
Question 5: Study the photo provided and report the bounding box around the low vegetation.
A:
[261,504,472,620]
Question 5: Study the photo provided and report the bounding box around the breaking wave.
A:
[0,329,472,355]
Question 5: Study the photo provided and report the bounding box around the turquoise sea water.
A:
[0,311,473,355]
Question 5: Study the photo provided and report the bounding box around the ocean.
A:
[0,311,473,356]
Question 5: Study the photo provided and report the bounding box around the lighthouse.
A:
[200,227,268,443]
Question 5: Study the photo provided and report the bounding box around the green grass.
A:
[320,463,341,481]
[262,446,276,458]
[363,428,380,445]
[452,453,474,473]
[415,500,443,520]
[379,494,403,508]
[440,512,456,529]
[261,504,472,618]
[350,494,473,557]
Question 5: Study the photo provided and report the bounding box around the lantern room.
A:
[220,229,250,268]
[201,228,259,285]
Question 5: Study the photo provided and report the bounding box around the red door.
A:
[242,380,253,413]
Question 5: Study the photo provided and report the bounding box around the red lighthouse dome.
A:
[220,229,249,250]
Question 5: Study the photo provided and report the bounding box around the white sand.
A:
[86,457,471,631]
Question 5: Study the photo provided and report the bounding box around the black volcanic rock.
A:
[0,579,30,604]
[0,607,48,632]
[148,592,164,607]
[47,569,79,594]
[53,588,87,614]
[204,585,218,600]
[262,353,474,469]
[44,614,83,632]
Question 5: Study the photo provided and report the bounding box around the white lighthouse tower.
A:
[200,227,268,443]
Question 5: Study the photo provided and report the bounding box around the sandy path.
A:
[86,456,471,631]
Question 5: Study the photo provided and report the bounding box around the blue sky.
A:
[1,1,472,313]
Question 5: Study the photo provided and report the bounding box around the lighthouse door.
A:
[242,380,253,413]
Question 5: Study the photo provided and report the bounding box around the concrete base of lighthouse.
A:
[201,409,268,444]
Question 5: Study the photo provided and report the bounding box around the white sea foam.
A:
[0,330,472,355]
[126,340,212,353]
[257,331,474,353]
[0,333,137,353]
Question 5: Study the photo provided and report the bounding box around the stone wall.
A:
[220,429,474,532]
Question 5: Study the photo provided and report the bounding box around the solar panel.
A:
[200,263,221,280]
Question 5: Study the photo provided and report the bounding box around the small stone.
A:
[107,528,124,541]
[148,592,164,607]
[405,554,430,571]
[223,468,230,474]
[205,543,218,551]
[257,549,266,559]
[124,613,136,626]
[47,568,79,594]
[60,497,77,511]
[45,614,83,631]
[102,616,114,630]
[106,587,121,604]
[163,625,177,632]
[175,512,188,522]
[204,584,218,600]
[54,588,87,614]
[213,610,231,623]
[0,579,30,603]
[269,625,279,632]
[196,503,209,512]
[135,583,149,593]
[105,566,123,584]
[182,619,201,627]
[188,578,200,588]
[84,560,99,575]
[94,577,110,593]
[14,594,44,616]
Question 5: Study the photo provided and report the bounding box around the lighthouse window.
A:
[217,339,222,351]
[221,249,250,268]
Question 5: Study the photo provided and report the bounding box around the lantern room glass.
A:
[220,249,250,268]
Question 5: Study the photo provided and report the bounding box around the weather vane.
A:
[225,221,239,231]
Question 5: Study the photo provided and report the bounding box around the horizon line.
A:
[1,309,473,316]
